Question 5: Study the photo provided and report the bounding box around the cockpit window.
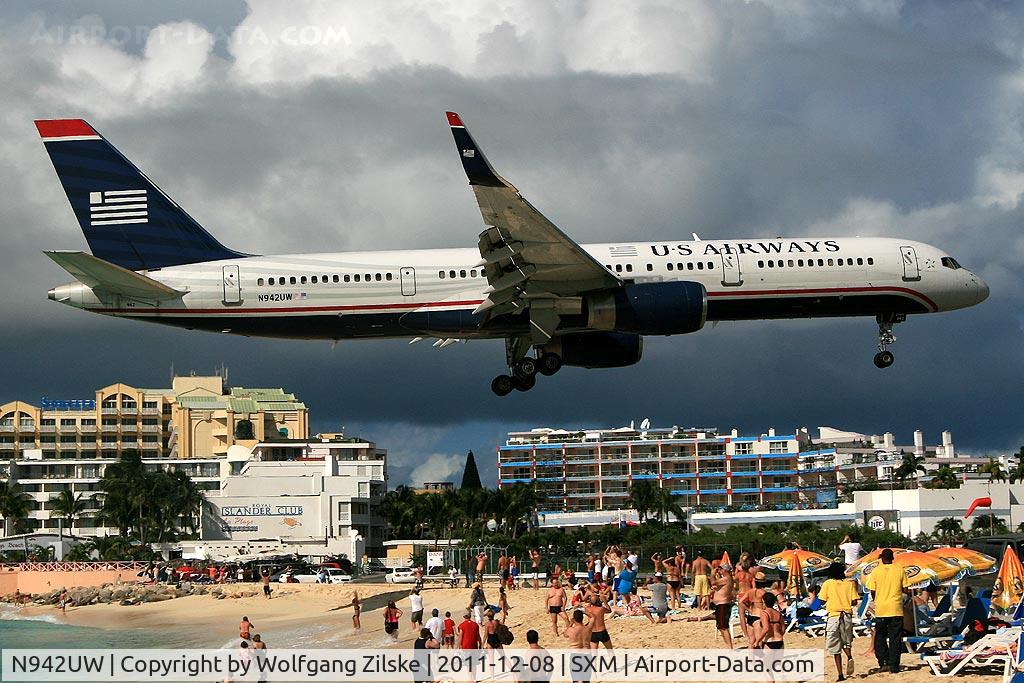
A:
[940,257,962,270]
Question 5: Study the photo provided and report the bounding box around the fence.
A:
[5,561,150,572]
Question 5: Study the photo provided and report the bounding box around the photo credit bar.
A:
[0,648,824,682]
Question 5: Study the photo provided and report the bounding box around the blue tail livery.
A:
[35,119,244,270]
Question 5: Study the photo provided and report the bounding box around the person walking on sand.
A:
[442,611,456,649]
[530,549,542,589]
[509,555,519,589]
[261,570,272,599]
[484,610,503,651]
[498,551,509,587]
[819,561,858,680]
[409,588,424,629]
[458,611,481,650]
[864,548,908,674]
[738,571,767,645]
[351,591,361,629]
[691,551,711,610]
[498,586,511,623]
[384,600,403,638]
[468,581,488,624]
[426,608,444,642]
[239,616,253,641]
[546,579,569,636]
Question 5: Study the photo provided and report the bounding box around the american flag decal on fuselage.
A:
[89,189,147,226]
[609,245,638,258]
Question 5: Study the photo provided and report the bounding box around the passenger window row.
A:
[256,272,394,286]
[605,262,716,274]
[757,257,874,269]
[438,269,483,279]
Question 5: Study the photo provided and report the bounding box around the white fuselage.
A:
[49,236,988,340]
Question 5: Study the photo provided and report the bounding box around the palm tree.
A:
[49,490,88,533]
[894,452,927,486]
[653,486,685,523]
[381,485,419,538]
[418,493,449,549]
[925,465,960,490]
[628,480,659,523]
[932,516,963,544]
[970,514,1008,536]
[0,481,32,537]
[980,457,1007,484]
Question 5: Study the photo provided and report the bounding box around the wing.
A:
[446,112,620,342]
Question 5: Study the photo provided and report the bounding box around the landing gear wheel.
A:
[538,352,563,376]
[873,351,895,369]
[513,374,536,392]
[491,375,514,396]
[514,357,538,379]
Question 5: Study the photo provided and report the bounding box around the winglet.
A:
[445,111,512,189]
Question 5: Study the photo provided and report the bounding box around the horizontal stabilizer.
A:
[45,250,184,300]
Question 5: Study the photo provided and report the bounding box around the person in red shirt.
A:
[442,611,456,649]
[458,612,481,650]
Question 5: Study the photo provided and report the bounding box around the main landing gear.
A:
[873,313,904,369]
[491,351,563,396]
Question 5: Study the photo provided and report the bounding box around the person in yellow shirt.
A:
[819,562,860,680]
[863,548,909,674]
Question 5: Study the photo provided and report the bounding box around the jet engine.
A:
[584,281,707,335]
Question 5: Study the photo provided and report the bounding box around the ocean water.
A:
[0,604,201,648]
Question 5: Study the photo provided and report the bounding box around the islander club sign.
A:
[217,503,305,535]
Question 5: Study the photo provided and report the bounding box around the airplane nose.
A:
[975,276,990,304]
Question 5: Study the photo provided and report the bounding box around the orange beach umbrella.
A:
[925,547,997,576]
[990,546,1024,618]
[852,551,964,589]
[759,549,832,573]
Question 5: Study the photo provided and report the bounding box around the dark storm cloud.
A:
[1,1,1023,484]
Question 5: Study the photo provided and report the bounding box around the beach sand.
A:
[16,581,1001,682]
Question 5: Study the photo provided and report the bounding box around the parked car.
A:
[364,558,387,574]
[278,567,352,584]
[384,566,416,584]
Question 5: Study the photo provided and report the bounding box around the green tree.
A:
[381,485,419,538]
[0,481,32,537]
[460,451,482,489]
[970,514,1009,536]
[932,516,964,544]
[925,465,960,490]
[49,490,88,532]
[894,452,927,485]
[1007,448,1024,485]
[628,480,660,523]
[980,457,1007,484]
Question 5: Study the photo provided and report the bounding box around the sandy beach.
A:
[11,580,1003,683]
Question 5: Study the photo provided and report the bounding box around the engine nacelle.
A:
[546,332,643,369]
[584,281,707,335]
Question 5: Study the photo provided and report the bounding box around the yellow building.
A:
[0,375,308,460]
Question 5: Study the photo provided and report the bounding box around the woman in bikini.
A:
[384,600,403,639]
[755,592,785,649]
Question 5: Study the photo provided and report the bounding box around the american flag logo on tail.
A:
[89,189,148,226]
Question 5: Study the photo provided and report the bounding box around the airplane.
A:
[37,113,989,396]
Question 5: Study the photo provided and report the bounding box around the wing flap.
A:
[45,250,185,300]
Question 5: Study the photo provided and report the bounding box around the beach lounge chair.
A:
[923,626,1021,679]
[906,596,987,653]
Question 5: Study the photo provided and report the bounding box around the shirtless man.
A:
[585,595,613,651]
[475,552,487,585]
[753,592,785,649]
[530,549,542,590]
[691,552,711,610]
[685,563,735,648]
[564,610,593,683]
[498,552,509,587]
[352,591,362,629]
[738,571,767,645]
[546,579,570,636]
[586,554,597,583]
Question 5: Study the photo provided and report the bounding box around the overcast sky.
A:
[3,1,1023,487]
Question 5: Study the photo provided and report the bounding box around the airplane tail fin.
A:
[35,119,244,270]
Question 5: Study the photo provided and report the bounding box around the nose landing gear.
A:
[873,313,904,368]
